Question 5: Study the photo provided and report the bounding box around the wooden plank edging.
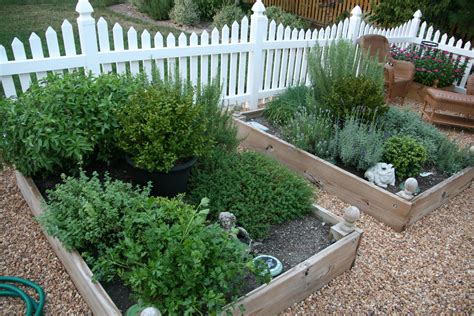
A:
[15,171,362,316]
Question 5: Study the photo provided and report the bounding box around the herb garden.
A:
[1,0,473,314]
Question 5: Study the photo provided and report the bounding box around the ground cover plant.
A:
[391,44,468,87]
[188,149,314,240]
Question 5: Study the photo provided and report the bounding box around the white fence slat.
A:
[97,17,112,73]
[343,17,349,38]
[278,26,291,88]
[238,16,249,94]
[221,25,230,96]
[418,22,427,39]
[190,32,198,87]
[447,36,455,46]
[166,33,176,79]
[264,20,276,90]
[178,33,188,81]
[154,32,164,80]
[113,23,126,74]
[61,20,77,58]
[286,28,298,86]
[229,22,239,96]
[293,29,305,84]
[127,27,139,75]
[325,26,331,40]
[425,26,433,40]
[46,27,62,75]
[271,24,284,89]
[200,31,209,87]
[0,45,16,97]
[141,30,152,80]
[432,30,440,42]
[330,24,337,39]
[12,38,31,92]
[440,33,448,45]
[29,33,47,81]
[336,21,343,39]
[363,24,370,35]
[211,28,219,83]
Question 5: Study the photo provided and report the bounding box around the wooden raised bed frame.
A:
[234,109,474,232]
[15,171,362,316]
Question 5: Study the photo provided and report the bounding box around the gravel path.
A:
[284,187,473,314]
[0,168,91,315]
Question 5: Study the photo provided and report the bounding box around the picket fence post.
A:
[247,0,268,109]
[348,6,362,42]
[76,0,100,75]
[409,10,422,39]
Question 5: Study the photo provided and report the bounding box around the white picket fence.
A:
[0,0,473,108]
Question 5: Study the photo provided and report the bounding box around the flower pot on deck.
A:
[125,156,197,197]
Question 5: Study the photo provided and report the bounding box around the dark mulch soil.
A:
[250,116,448,194]
[31,157,333,313]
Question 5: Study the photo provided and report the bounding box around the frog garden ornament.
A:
[364,163,396,188]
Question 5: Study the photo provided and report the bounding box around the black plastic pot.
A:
[125,156,197,197]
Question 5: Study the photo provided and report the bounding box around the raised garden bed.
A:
[234,109,474,232]
[15,170,362,315]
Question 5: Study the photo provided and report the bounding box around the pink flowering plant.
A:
[391,44,468,88]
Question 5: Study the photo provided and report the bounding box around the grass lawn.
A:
[0,0,181,60]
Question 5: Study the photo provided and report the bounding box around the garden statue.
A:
[218,212,251,243]
[396,177,419,200]
[364,163,396,188]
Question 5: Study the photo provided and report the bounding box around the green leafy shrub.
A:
[307,40,385,121]
[379,107,473,175]
[391,44,467,87]
[383,135,428,180]
[116,79,211,172]
[212,4,246,30]
[337,115,384,171]
[0,71,146,176]
[322,75,387,123]
[38,171,151,279]
[263,85,313,126]
[265,6,310,29]
[100,197,260,314]
[170,0,200,26]
[432,137,474,175]
[188,150,313,240]
[282,109,338,161]
[130,0,174,20]
[196,81,239,154]
[195,0,229,21]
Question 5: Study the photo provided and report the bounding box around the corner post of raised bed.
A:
[330,206,361,241]
[348,6,362,43]
[247,0,268,110]
[76,0,100,75]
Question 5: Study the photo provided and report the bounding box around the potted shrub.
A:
[116,79,210,196]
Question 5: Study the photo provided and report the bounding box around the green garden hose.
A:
[0,276,45,316]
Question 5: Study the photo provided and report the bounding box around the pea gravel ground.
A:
[1,99,473,314]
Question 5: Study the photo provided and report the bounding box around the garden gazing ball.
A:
[405,178,418,193]
[140,307,161,316]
